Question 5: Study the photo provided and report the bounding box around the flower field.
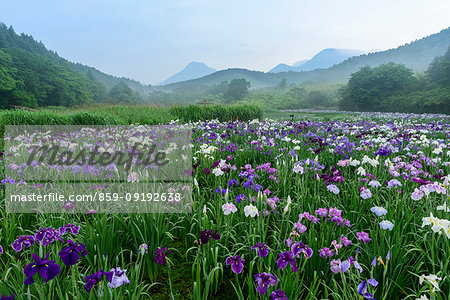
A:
[0,112,449,299]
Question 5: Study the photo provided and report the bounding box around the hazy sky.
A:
[1,0,449,84]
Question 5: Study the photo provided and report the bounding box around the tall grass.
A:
[0,104,263,128]
[169,104,263,122]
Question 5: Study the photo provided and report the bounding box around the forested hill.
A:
[0,23,147,91]
[161,27,450,90]
[0,23,148,108]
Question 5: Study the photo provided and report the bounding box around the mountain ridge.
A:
[269,48,365,73]
[158,61,216,85]
[159,27,450,90]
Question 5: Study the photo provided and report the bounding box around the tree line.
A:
[338,46,450,114]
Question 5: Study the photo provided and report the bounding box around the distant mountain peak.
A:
[186,61,206,66]
[269,49,366,73]
[158,62,216,85]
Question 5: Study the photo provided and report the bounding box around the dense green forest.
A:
[0,23,148,108]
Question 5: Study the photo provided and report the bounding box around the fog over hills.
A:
[269,49,366,73]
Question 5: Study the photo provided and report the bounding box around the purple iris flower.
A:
[235,194,248,203]
[58,223,80,235]
[331,215,344,226]
[227,178,239,187]
[154,246,171,265]
[353,260,363,273]
[319,247,334,258]
[108,267,130,288]
[11,235,35,252]
[340,260,351,272]
[291,241,313,259]
[58,240,87,266]
[199,230,221,244]
[357,280,376,300]
[367,278,378,287]
[226,255,245,274]
[0,294,15,300]
[243,180,252,188]
[339,235,352,247]
[277,251,297,272]
[302,212,320,224]
[84,270,113,292]
[330,259,341,274]
[386,179,402,188]
[252,184,263,192]
[251,242,270,258]
[138,243,149,254]
[254,272,278,295]
[270,289,288,300]
[293,222,307,233]
[193,159,201,170]
[34,227,50,242]
[248,174,259,181]
[24,253,61,285]
[315,208,328,218]
[214,186,229,196]
[34,227,64,246]
[356,231,371,243]
[375,147,391,156]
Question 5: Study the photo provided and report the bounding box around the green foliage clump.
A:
[223,78,251,102]
[339,62,417,111]
[169,104,263,122]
